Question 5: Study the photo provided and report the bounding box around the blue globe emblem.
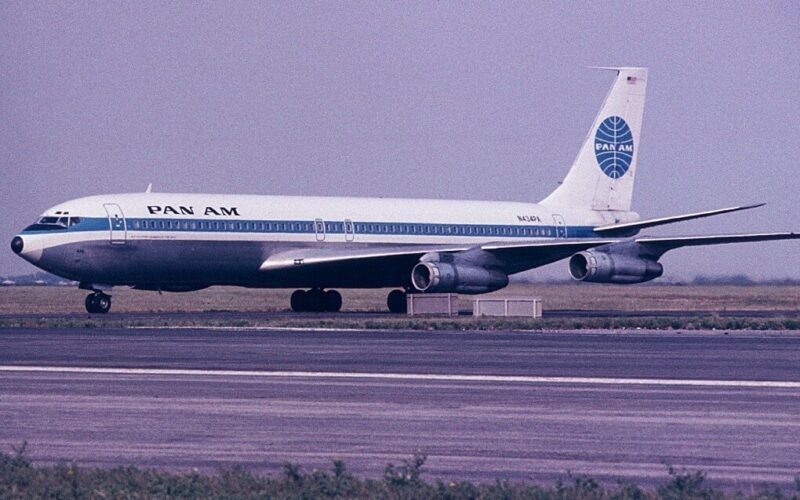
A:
[594,116,634,179]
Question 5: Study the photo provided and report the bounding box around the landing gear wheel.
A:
[85,293,111,314]
[323,290,342,312]
[291,289,342,312]
[290,290,308,312]
[387,289,407,314]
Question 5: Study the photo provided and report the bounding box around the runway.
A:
[1,328,799,488]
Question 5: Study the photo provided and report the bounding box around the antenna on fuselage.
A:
[145,183,153,193]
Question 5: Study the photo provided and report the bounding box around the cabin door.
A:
[344,219,355,242]
[552,214,567,239]
[314,218,326,242]
[103,203,127,244]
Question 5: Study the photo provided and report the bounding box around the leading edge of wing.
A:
[636,232,800,255]
[594,203,765,235]
[259,244,469,272]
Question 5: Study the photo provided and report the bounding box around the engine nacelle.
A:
[569,250,663,284]
[411,261,508,294]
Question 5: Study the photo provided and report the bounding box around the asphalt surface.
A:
[1,328,799,488]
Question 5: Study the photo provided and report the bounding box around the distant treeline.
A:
[513,275,800,286]
[2,449,799,499]
[0,271,74,286]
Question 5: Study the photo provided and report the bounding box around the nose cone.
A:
[11,234,42,263]
[10,236,23,255]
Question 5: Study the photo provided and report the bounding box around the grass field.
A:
[2,283,800,314]
[1,284,799,330]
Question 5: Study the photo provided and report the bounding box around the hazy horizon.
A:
[2,2,798,279]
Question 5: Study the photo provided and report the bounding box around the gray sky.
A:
[2,1,798,279]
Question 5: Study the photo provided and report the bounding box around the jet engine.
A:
[569,249,663,284]
[411,261,508,294]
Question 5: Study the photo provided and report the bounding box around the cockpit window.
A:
[39,216,65,226]
[24,215,80,232]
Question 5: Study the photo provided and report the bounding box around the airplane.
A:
[10,67,799,314]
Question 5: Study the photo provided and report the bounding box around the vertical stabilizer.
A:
[540,67,647,212]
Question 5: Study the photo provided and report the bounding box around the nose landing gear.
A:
[290,289,342,312]
[85,292,112,314]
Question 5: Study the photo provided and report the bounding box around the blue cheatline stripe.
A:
[21,216,602,239]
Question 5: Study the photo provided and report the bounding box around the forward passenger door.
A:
[103,203,127,244]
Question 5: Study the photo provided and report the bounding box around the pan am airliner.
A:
[11,67,799,313]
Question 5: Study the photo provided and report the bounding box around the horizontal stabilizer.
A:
[594,203,765,235]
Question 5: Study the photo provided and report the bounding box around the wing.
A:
[257,232,799,286]
[259,239,620,282]
[636,232,800,257]
[594,203,764,236]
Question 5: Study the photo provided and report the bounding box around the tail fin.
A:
[540,67,647,212]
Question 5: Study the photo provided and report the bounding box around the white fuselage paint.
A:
[18,192,637,259]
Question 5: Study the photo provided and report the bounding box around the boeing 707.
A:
[11,67,799,313]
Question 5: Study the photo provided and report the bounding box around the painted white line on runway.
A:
[1,365,800,389]
[131,326,371,332]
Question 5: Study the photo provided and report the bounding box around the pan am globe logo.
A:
[594,116,634,179]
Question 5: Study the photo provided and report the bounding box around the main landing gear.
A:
[387,289,408,314]
[85,292,112,314]
[290,289,342,312]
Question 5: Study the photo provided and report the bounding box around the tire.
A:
[85,294,98,314]
[387,290,407,314]
[86,293,111,314]
[94,294,111,314]
[290,290,308,312]
[324,290,342,312]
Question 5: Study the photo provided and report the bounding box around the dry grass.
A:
[1,283,799,315]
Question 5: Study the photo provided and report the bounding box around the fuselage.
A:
[13,192,637,289]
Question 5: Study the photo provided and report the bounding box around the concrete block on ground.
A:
[473,297,542,318]
[407,293,458,316]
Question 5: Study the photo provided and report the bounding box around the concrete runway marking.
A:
[2,365,800,388]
